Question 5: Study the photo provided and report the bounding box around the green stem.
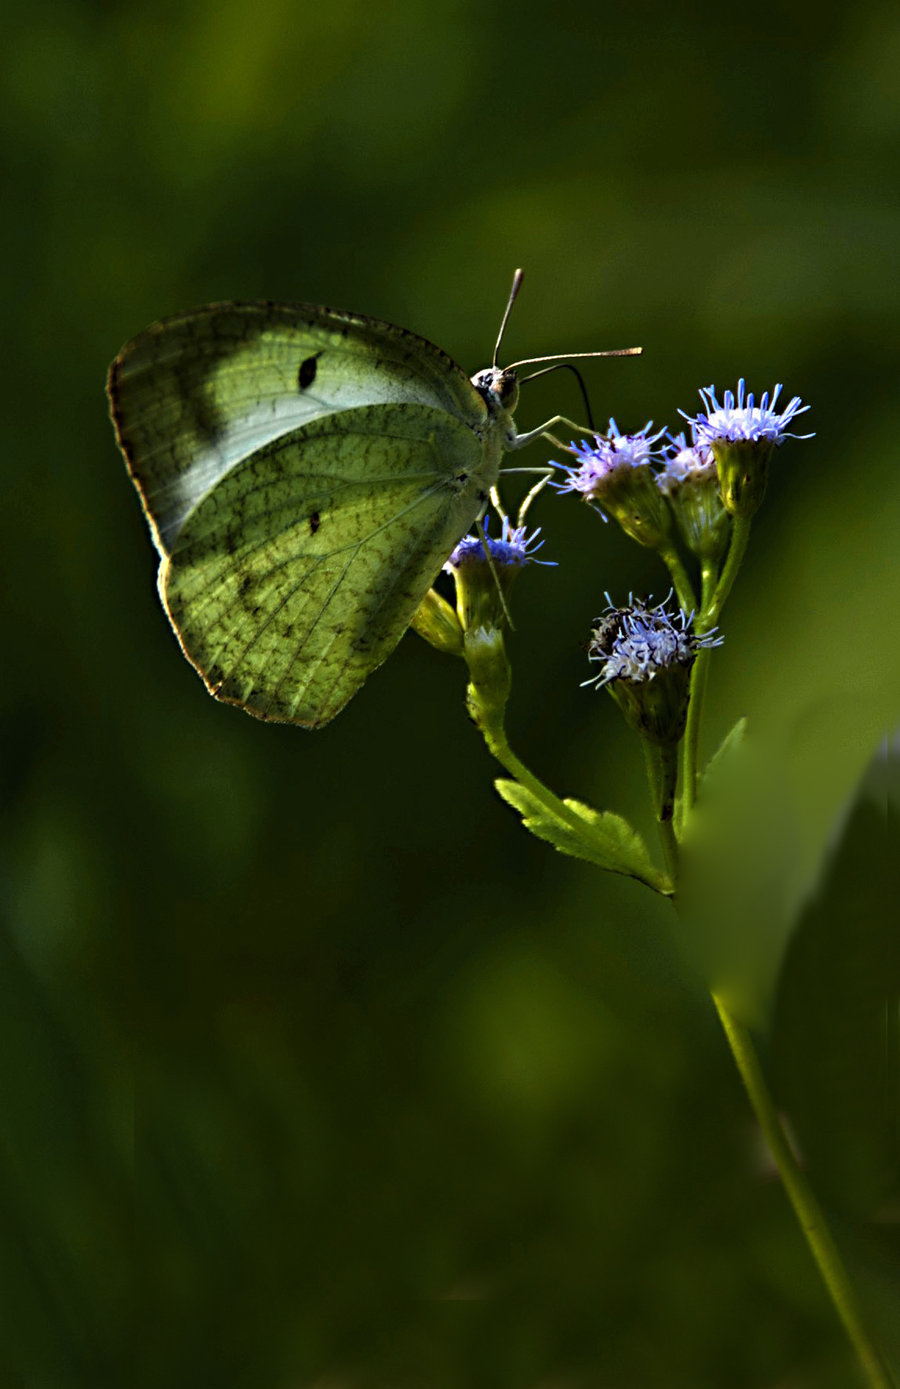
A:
[660,546,697,615]
[681,514,751,814]
[681,561,718,813]
[641,737,679,882]
[473,704,670,895]
[479,712,569,821]
[657,811,679,884]
[479,711,596,840]
[712,993,895,1389]
[681,650,709,814]
[703,513,752,629]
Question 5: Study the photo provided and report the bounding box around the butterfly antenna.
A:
[519,361,596,432]
[493,268,525,368]
[506,346,642,370]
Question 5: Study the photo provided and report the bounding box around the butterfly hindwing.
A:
[161,402,491,726]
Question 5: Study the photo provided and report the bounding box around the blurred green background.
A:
[2,0,899,1384]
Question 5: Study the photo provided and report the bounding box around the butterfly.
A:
[107,272,640,727]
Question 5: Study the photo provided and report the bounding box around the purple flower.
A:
[553,419,668,505]
[680,379,812,448]
[445,517,554,572]
[585,596,722,689]
[656,432,717,494]
[585,596,723,748]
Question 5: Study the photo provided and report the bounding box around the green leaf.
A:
[771,782,900,1219]
[495,779,670,894]
[701,716,747,788]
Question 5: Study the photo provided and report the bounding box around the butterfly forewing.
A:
[162,403,490,726]
[108,301,488,553]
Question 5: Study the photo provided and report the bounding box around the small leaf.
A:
[495,779,670,894]
[702,716,747,788]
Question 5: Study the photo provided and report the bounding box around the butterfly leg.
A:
[508,414,593,449]
[474,514,514,629]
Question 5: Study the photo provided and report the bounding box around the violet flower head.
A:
[585,597,722,690]
[444,517,554,573]
[656,432,717,494]
[680,379,813,448]
[553,419,668,507]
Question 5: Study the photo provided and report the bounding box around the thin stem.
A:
[681,511,750,815]
[681,651,709,814]
[478,710,595,839]
[681,561,718,813]
[641,739,679,883]
[480,714,570,820]
[473,705,670,895]
[659,546,697,616]
[657,813,679,883]
[703,513,752,629]
[712,993,895,1389]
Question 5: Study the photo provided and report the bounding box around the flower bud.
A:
[657,434,731,562]
[464,625,512,727]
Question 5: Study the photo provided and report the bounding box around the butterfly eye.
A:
[495,368,519,411]
[471,366,519,415]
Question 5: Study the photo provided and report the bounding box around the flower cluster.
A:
[412,376,810,764]
[439,516,551,726]
[553,379,812,540]
[443,515,554,636]
[655,433,717,493]
[656,432,728,561]
[412,515,551,661]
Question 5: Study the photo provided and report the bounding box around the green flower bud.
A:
[464,625,512,726]
[657,435,731,562]
[712,437,775,519]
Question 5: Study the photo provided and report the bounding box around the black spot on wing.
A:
[309,510,321,535]
[298,353,321,390]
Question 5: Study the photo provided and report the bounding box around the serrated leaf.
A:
[495,779,670,894]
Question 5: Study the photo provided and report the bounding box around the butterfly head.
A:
[471,366,519,418]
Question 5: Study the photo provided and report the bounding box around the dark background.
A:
[2,0,899,1385]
